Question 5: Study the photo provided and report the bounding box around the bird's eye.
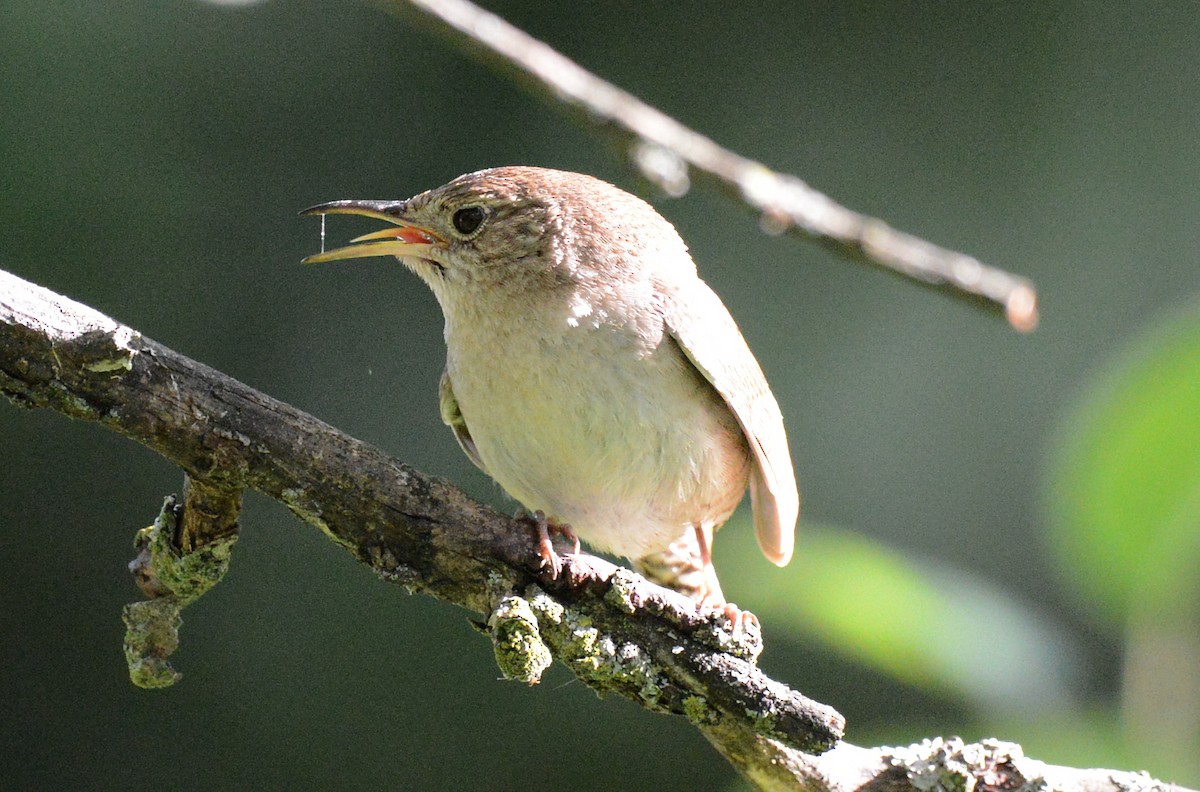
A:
[452,206,486,235]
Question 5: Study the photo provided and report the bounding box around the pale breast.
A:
[441,287,750,560]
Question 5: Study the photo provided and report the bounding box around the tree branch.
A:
[0,272,1184,790]
[384,0,1039,332]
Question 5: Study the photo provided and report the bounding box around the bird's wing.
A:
[662,280,798,566]
[439,367,487,474]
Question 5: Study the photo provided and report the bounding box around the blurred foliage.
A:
[1048,301,1200,623]
[1046,300,1200,781]
[729,524,1077,715]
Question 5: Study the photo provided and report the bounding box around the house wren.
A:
[302,167,798,613]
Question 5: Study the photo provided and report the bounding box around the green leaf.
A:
[727,524,1077,711]
[1046,300,1200,623]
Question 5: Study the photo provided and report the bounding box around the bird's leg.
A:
[515,507,578,578]
[693,524,760,635]
[557,521,581,555]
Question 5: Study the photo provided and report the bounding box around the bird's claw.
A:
[698,593,760,639]
[723,603,760,638]
[559,523,581,555]
[517,508,577,579]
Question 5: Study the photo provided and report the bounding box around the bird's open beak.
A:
[299,199,446,264]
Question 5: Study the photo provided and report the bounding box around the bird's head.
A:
[301,166,693,297]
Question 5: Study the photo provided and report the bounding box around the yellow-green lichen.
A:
[489,595,552,685]
[526,586,565,626]
[133,496,236,605]
[603,568,641,614]
[122,495,237,689]
[122,598,182,688]
[83,354,133,373]
[541,605,664,706]
[682,694,712,725]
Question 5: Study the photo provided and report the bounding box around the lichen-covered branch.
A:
[1,268,1185,792]
[386,0,1038,332]
[0,268,838,760]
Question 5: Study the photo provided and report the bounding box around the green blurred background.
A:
[2,1,1198,789]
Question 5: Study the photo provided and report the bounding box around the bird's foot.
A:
[699,592,760,639]
[516,508,578,578]
[691,525,758,636]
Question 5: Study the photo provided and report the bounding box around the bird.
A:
[302,166,798,617]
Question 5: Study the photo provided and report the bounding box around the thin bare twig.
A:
[385,0,1039,332]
